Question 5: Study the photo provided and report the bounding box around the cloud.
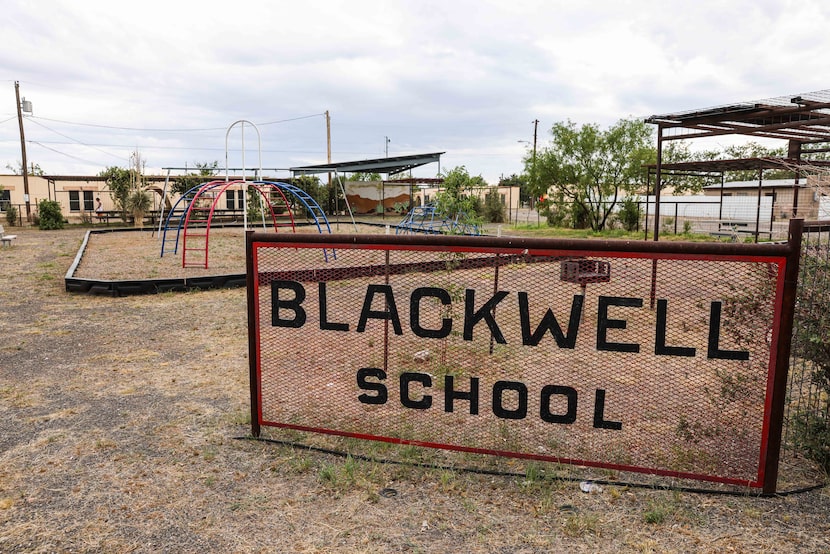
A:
[1,0,830,182]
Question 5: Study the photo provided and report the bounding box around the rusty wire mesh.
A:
[250,236,789,488]
[783,221,830,486]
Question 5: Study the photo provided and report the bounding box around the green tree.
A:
[533,118,654,231]
[723,142,791,181]
[483,188,506,223]
[290,175,327,218]
[99,166,133,220]
[98,150,151,224]
[431,166,485,233]
[658,140,720,194]
[498,173,530,205]
[658,140,802,189]
[172,161,220,196]
[349,172,382,181]
[5,162,45,176]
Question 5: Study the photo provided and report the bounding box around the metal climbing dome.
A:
[156,119,335,269]
[395,204,481,236]
[159,179,334,268]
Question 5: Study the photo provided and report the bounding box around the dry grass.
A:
[0,226,827,553]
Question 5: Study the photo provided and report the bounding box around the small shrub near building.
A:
[5,204,18,226]
[37,200,64,230]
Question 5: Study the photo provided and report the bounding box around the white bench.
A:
[0,224,17,247]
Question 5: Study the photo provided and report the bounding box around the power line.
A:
[30,141,111,166]
[28,139,329,155]
[258,113,327,126]
[29,115,227,132]
[27,118,125,162]
[28,112,326,133]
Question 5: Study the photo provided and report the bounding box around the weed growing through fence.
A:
[790,247,830,473]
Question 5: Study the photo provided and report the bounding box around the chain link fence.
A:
[248,230,802,492]
[783,220,830,487]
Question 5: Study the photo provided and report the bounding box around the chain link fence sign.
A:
[247,226,801,492]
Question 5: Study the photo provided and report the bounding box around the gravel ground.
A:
[0,225,828,553]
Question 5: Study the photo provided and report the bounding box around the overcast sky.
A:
[1,0,828,183]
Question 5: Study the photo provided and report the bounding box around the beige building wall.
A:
[413,185,521,222]
[0,174,110,224]
[0,174,178,225]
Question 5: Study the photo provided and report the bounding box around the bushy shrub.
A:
[37,200,64,230]
[484,190,506,223]
[5,204,18,226]
[616,197,641,232]
[792,412,830,473]
[571,201,590,229]
[791,252,830,473]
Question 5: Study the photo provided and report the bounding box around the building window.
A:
[226,190,236,210]
[0,190,9,212]
[69,191,95,212]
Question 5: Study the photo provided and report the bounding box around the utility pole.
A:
[325,110,332,189]
[14,81,32,223]
[385,136,390,158]
[532,118,539,176]
[532,118,539,224]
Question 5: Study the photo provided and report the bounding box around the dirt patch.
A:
[0,226,827,553]
[71,224,374,280]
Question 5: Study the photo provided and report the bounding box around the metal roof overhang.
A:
[645,90,830,144]
[44,174,171,183]
[645,157,830,175]
[643,90,830,239]
[290,152,444,176]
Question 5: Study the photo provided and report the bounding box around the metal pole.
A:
[674,202,678,235]
[14,81,31,223]
[533,119,539,225]
[155,168,171,239]
[326,110,332,198]
[762,218,803,494]
[334,170,358,231]
[225,120,262,233]
[653,125,663,242]
[245,230,261,438]
[755,167,763,243]
[792,169,800,217]
[649,126,664,309]
[644,170,650,240]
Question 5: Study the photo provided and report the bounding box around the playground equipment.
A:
[159,179,334,268]
[395,204,481,235]
[155,120,335,269]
